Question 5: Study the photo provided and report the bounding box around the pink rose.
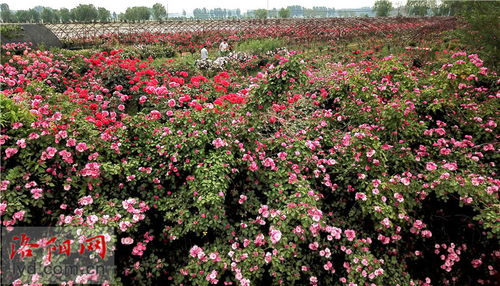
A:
[269,227,282,244]
[189,245,205,259]
[344,229,356,241]
[426,162,437,171]
[76,142,88,152]
[254,233,265,246]
[5,148,18,158]
[78,195,93,206]
[121,237,134,245]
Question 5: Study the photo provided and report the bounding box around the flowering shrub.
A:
[195,51,265,74]
[195,58,227,72]
[106,44,176,60]
[0,35,499,286]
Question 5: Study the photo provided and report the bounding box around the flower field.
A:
[0,23,499,286]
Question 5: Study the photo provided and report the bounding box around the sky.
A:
[1,0,390,14]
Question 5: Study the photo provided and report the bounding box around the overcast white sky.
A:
[2,0,397,14]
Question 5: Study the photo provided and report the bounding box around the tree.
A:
[428,0,439,16]
[28,9,40,23]
[152,3,166,21]
[15,10,30,22]
[268,8,277,18]
[193,8,201,19]
[278,8,290,18]
[59,8,71,23]
[123,7,151,22]
[373,0,393,17]
[71,4,98,22]
[97,7,111,22]
[254,9,268,19]
[287,5,304,17]
[41,7,57,23]
[304,7,324,18]
[313,7,328,18]
[304,8,313,18]
[406,0,429,16]
[212,8,225,19]
[194,8,208,19]
[327,8,336,17]
[52,10,60,23]
[1,3,14,23]
[436,0,464,16]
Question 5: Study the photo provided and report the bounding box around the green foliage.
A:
[0,94,34,128]
[236,38,285,55]
[59,8,71,23]
[152,3,167,21]
[50,47,98,59]
[16,9,41,23]
[123,6,151,22]
[250,54,307,109]
[153,53,198,75]
[117,44,176,59]
[304,6,330,18]
[278,8,291,18]
[254,9,268,19]
[406,0,430,16]
[0,24,22,39]
[71,4,98,22]
[454,1,499,70]
[373,0,393,17]
[13,10,31,23]
[40,7,59,23]
[97,7,111,22]
[0,3,14,22]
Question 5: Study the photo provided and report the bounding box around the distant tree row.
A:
[192,8,242,19]
[244,6,337,19]
[0,3,168,23]
[372,0,495,17]
[1,1,496,23]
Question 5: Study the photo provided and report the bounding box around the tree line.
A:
[373,0,499,17]
[0,4,338,23]
[1,1,499,23]
[0,3,168,23]
[193,6,336,19]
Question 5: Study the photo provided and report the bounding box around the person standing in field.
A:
[219,38,229,56]
[201,45,208,60]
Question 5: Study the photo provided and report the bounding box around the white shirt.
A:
[219,41,229,52]
[201,48,208,60]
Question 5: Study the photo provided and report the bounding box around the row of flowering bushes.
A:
[0,37,498,285]
[61,17,459,53]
